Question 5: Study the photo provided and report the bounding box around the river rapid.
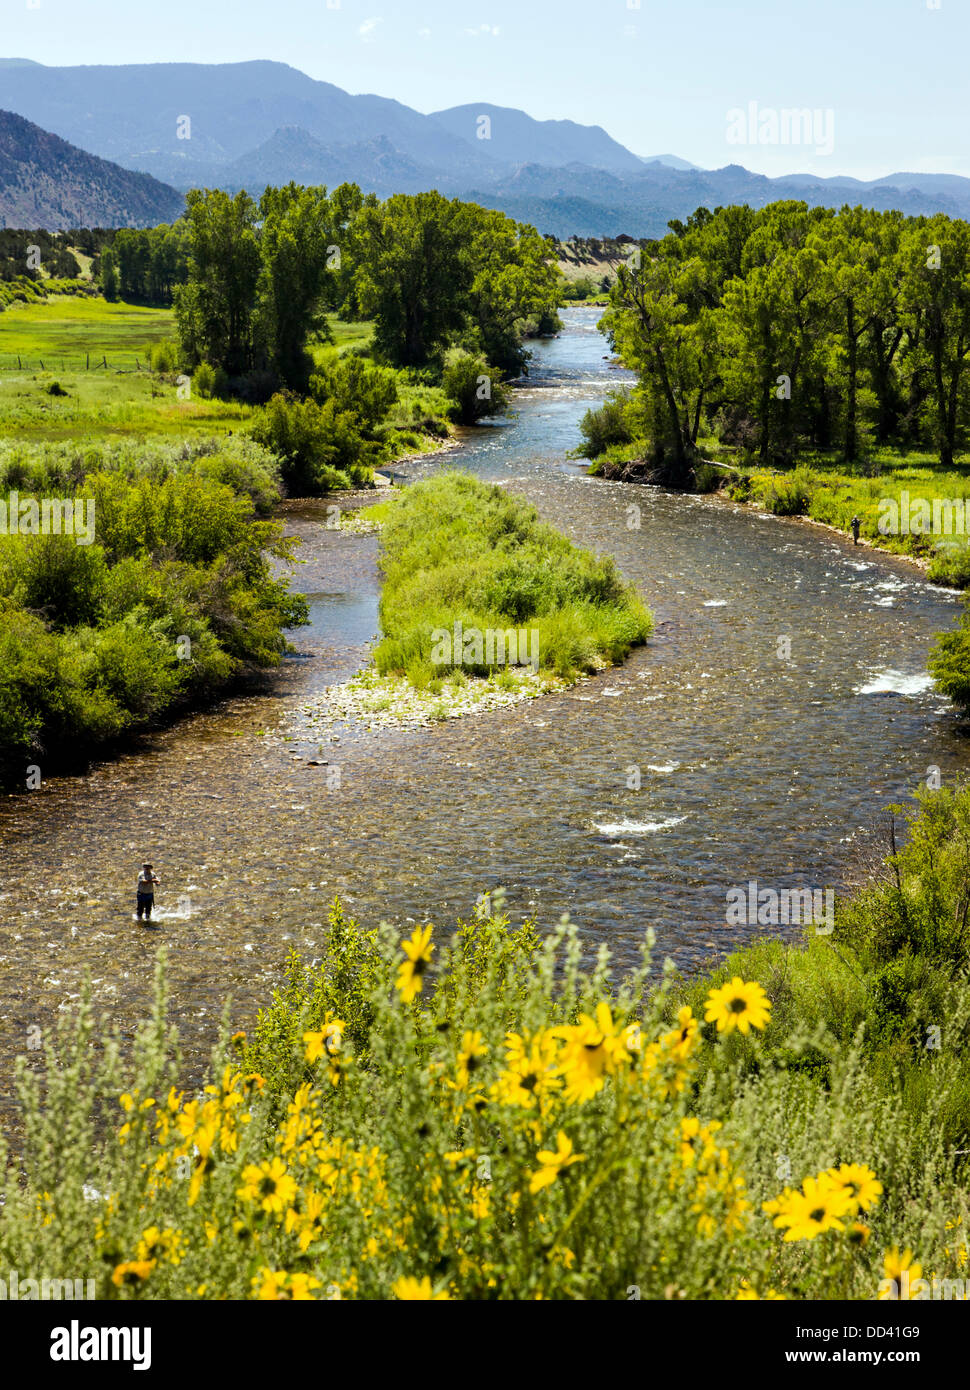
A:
[0,306,966,1104]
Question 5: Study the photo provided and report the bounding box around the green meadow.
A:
[0,294,175,365]
[0,298,392,442]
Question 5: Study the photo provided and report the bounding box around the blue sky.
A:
[3,0,965,179]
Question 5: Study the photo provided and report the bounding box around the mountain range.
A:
[3,58,970,236]
[0,107,184,229]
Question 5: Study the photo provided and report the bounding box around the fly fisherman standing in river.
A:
[136,862,160,922]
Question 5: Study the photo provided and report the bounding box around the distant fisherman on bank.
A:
[850,515,861,545]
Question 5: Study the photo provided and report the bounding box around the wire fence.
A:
[0,355,154,374]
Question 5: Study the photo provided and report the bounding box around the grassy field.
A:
[0,299,437,443]
[0,294,175,367]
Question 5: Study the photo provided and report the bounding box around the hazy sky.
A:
[3,0,964,179]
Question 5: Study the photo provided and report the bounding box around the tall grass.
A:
[373,472,653,682]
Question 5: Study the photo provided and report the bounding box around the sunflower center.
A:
[728,997,748,1014]
[809,1207,826,1223]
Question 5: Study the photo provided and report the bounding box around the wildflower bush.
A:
[3,792,970,1299]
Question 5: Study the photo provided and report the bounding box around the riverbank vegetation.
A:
[0,191,560,485]
[598,202,970,484]
[374,473,651,679]
[576,201,970,708]
[302,472,653,726]
[0,437,306,787]
[165,185,559,489]
[300,472,652,727]
[2,786,967,1299]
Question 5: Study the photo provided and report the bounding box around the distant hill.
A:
[3,60,970,237]
[0,59,492,184]
[464,161,969,238]
[429,103,644,173]
[0,109,184,229]
[639,154,702,171]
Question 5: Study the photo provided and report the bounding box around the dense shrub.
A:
[249,392,381,494]
[441,348,510,425]
[575,391,634,459]
[0,439,306,783]
[762,468,814,516]
[149,341,181,374]
[372,472,652,681]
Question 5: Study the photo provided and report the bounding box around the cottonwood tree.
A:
[175,190,262,378]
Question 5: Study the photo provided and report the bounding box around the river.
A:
[0,306,966,1104]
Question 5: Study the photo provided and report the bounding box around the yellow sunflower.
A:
[825,1162,883,1214]
[704,977,772,1035]
[303,1014,346,1063]
[880,1247,923,1299]
[492,1029,561,1110]
[392,1276,451,1300]
[396,925,435,1004]
[455,1030,488,1089]
[554,1002,627,1102]
[237,1156,298,1216]
[770,1173,852,1241]
[111,1260,155,1287]
[528,1131,585,1194]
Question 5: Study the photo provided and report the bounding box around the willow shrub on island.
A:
[3,854,968,1300]
[372,472,653,685]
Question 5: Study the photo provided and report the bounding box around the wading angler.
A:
[0,491,96,546]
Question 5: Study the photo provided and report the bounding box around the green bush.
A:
[249,392,380,494]
[441,348,510,425]
[372,472,652,682]
[149,341,180,374]
[0,440,306,782]
[762,468,814,516]
[930,618,970,713]
[928,542,970,588]
[575,392,633,460]
[193,362,217,398]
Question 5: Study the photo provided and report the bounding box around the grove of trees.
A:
[602,202,970,483]
[172,183,561,393]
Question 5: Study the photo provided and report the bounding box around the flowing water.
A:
[1,306,967,1104]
